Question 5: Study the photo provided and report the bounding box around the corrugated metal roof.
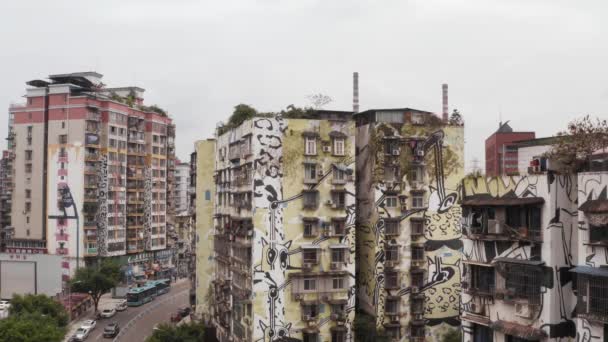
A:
[570,266,608,277]
[490,320,546,340]
[493,257,545,266]
[463,196,544,206]
[579,200,608,213]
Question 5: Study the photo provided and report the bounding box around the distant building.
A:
[173,161,190,213]
[7,72,175,282]
[485,122,535,176]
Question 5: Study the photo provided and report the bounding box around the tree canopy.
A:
[9,293,68,327]
[228,104,257,127]
[0,313,66,342]
[546,115,608,173]
[442,328,462,342]
[449,109,464,126]
[146,322,207,342]
[70,259,121,313]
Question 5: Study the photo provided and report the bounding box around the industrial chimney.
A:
[442,83,448,122]
[353,72,359,113]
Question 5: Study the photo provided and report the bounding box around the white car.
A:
[73,327,90,341]
[115,300,127,312]
[99,308,116,318]
[81,319,96,330]
[0,300,10,310]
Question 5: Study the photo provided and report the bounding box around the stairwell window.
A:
[304,163,317,183]
[59,134,68,144]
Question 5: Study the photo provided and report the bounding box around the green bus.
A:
[147,279,171,296]
[126,283,156,307]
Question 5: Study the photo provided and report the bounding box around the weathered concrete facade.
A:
[461,175,578,342]
[355,109,464,341]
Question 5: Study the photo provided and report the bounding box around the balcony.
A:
[85,247,98,256]
[85,151,99,161]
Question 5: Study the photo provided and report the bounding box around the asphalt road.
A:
[82,280,190,342]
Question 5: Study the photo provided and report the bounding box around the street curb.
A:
[113,290,188,342]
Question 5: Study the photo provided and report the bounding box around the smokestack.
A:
[353,72,359,113]
[442,83,448,122]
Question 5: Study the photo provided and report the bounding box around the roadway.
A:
[79,279,190,342]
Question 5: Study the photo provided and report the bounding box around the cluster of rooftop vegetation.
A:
[108,90,169,117]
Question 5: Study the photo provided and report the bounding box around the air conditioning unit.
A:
[416,150,424,157]
[330,262,340,270]
[303,315,311,321]
[303,263,313,270]
[515,303,534,319]
[247,230,253,237]
[294,294,303,301]
[323,146,331,153]
[411,286,419,294]
[385,260,395,268]
[413,313,423,321]
[385,181,394,188]
[325,200,333,206]
[392,149,400,156]
[390,314,400,322]
[401,204,408,212]
[487,219,503,234]
[411,181,420,189]
[322,295,330,301]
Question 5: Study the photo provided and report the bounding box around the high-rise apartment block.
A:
[485,122,535,176]
[7,72,175,278]
[355,109,464,341]
[196,112,357,342]
[173,161,191,214]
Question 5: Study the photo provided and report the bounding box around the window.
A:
[332,218,346,236]
[304,163,317,183]
[467,265,495,295]
[385,196,398,208]
[502,263,542,304]
[25,202,31,212]
[577,274,608,320]
[302,191,318,209]
[25,164,32,173]
[333,166,346,183]
[411,297,424,313]
[331,248,346,263]
[411,219,424,236]
[303,249,318,264]
[333,137,345,156]
[303,333,318,342]
[589,224,608,244]
[26,190,31,199]
[332,277,345,289]
[332,191,346,208]
[412,246,424,261]
[410,166,424,182]
[411,113,425,125]
[384,165,399,182]
[412,194,424,208]
[305,136,317,155]
[473,324,493,342]
[411,272,424,288]
[385,219,399,235]
[58,134,68,144]
[303,278,316,291]
[27,126,33,137]
[386,271,399,289]
[386,245,399,262]
[25,150,32,161]
[385,298,400,314]
[303,219,317,237]
[386,327,401,339]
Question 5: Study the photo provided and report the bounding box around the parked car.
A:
[103,323,120,338]
[178,307,191,318]
[99,308,116,318]
[81,319,97,331]
[0,300,10,310]
[115,300,127,312]
[73,327,90,341]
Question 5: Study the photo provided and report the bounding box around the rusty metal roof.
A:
[490,320,547,340]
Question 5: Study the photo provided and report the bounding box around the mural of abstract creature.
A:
[356,119,464,341]
[250,116,357,341]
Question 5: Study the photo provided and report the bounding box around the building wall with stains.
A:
[574,171,608,342]
[461,174,578,342]
[194,139,216,321]
[355,112,464,341]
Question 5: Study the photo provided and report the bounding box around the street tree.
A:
[442,328,462,342]
[146,322,206,342]
[449,109,464,125]
[546,115,608,173]
[70,259,121,313]
[9,293,69,327]
[0,313,66,342]
[307,93,333,109]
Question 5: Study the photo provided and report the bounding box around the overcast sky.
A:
[1,0,606,169]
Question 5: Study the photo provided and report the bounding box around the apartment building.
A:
[355,108,464,341]
[485,122,535,176]
[571,164,608,340]
[460,174,578,342]
[0,150,14,251]
[7,72,174,278]
[199,111,356,342]
[173,161,190,214]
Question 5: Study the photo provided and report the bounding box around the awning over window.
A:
[333,163,349,172]
[579,199,608,213]
[329,131,347,138]
[301,244,321,249]
[462,196,544,206]
[570,265,608,278]
[463,260,494,267]
[329,244,349,249]
[490,320,547,340]
[492,257,544,267]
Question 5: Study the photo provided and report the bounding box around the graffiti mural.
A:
[96,154,108,256]
[144,166,153,251]
[355,114,464,341]
[461,174,578,342]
